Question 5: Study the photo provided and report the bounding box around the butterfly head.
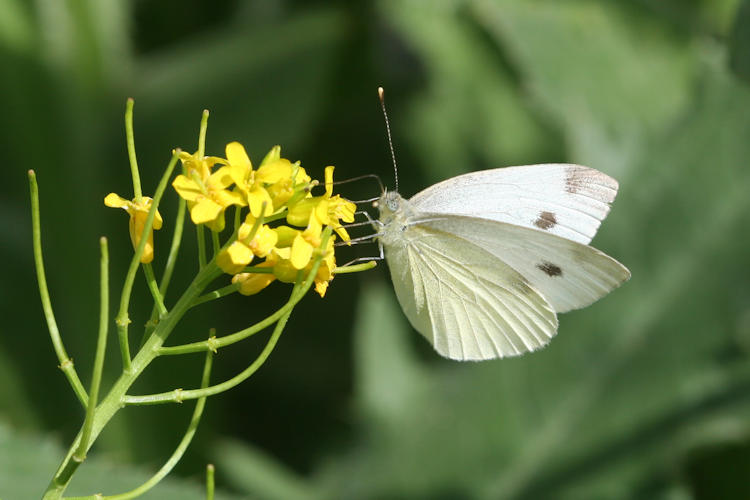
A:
[377,190,404,217]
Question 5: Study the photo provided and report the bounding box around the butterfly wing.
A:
[384,222,558,361]
[409,164,618,245]
[411,214,631,313]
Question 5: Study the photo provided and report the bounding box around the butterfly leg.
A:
[337,254,384,268]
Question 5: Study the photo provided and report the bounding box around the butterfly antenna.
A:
[378,86,398,192]
[328,173,384,193]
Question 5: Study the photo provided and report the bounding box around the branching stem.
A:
[28,170,88,407]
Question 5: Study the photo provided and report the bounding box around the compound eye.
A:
[386,197,399,211]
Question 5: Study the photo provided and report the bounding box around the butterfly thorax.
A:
[377,191,417,247]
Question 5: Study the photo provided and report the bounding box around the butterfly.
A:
[376,163,630,361]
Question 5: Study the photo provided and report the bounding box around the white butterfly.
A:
[376,164,630,361]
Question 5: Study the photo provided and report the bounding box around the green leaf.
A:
[0,422,243,499]
[212,438,321,500]
[472,0,696,176]
[352,278,430,425]
[379,0,563,183]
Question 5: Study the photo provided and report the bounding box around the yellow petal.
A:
[129,213,155,264]
[329,196,356,223]
[313,198,330,225]
[256,159,292,185]
[303,216,323,248]
[209,166,237,190]
[248,186,273,218]
[152,209,164,230]
[217,241,253,274]
[266,179,294,209]
[249,225,278,258]
[226,142,252,169]
[234,272,276,296]
[273,247,291,260]
[334,226,351,242]
[290,234,313,270]
[137,197,163,230]
[104,193,130,208]
[204,155,226,168]
[314,280,329,297]
[226,142,253,189]
[172,175,203,202]
[324,166,334,197]
[190,198,223,224]
[293,165,311,185]
[214,188,246,209]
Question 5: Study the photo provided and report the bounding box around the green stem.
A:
[190,282,241,308]
[115,150,181,372]
[123,304,294,405]
[143,263,167,318]
[197,224,207,269]
[163,279,300,355]
[125,98,142,201]
[28,170,88,407]
[206,464,215,500]
[262,210,288,224]
[158,227,331,357]
[198,109,209,158]
[73,237,110,462]
[42,262,223,500]
[211,230,220,257]
[66,352,213,500]
[233,205,242,232]
[140,196,187,348]
[159,197,187,301]
[65,352,213,500]
[241,266,275,274]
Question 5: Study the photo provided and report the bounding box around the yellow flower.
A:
[313,238,337,297]
[261,146,313,209]
[216,214,279,274]
[225,142,302,218]
[217,241,253,275]
[269,225,317,271]
[172,157,245,232]
[104,193,163,264]
[267,234,336,297]
[286,166,356,242]
[176,150,225,181]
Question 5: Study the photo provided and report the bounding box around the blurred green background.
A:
[2,0,750,498]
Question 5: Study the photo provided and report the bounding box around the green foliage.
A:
[0,422,242,499]
[730,0,750,82]
[1,0,749,498]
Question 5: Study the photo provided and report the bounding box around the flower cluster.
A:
[104,128,356,298]
[174,142,356,297]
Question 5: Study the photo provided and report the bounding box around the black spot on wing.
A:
[534,211,557,230]
[537,261,563,277]
[565,168,588,194]
[564,165,618,198]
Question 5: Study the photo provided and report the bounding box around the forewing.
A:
[409,164,618,245]
[414,215,631,313]
[384,226,558,361]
